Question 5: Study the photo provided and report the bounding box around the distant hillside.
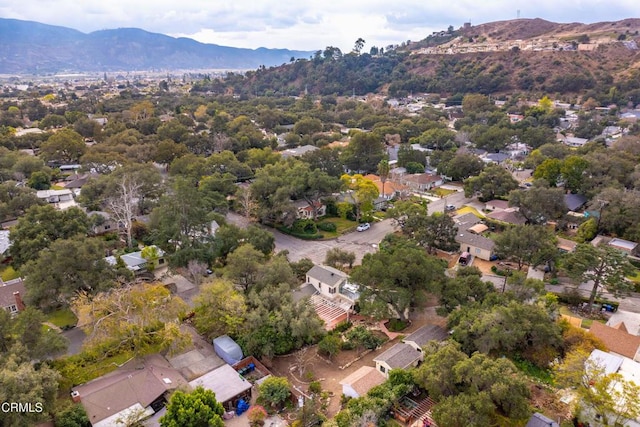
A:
[206,18,640,103]
[0,18,312,74]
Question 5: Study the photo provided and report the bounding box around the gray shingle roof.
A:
[455,231,495,251]
[564,193,587,211]
[374,343,421,369]
[525,412,559,427]
[403,325,448,347]
[306,264,347,288]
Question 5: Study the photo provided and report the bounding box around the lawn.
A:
[47,308,78,328]
[433,188,458,197]
[316,217,358,238]
[0,266,20,281]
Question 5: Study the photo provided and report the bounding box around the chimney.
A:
[13,292,25,312]
[71,390,81,403]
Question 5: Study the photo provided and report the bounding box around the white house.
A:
[36,189,77,210]
[340,366,386,398]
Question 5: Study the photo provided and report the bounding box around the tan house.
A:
[402,173,443,192]
[340,366,386,398]
[455,231,495,261]
[294,200,326,220]
[373,343,422,378]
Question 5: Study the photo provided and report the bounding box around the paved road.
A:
[226,212,396,264]
[427,190,473,214]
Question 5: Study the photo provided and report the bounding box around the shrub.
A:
[317,221,337,232]
[309,381,322,394]
[318,335,342,358]
[333,321,352,333]
[247,405,268,426]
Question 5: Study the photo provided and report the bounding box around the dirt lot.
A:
[266,304,447,418]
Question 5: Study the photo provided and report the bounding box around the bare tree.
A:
[235,186,256,219]
[106,174,142,248]
[187,259,208,286]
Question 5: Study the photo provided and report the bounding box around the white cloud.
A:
[0,0,638,51]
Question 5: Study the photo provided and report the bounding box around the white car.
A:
[356,223,371,232]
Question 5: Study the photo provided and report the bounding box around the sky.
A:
[1,0,638,52]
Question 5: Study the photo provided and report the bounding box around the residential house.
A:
[373,343,422,378]
[564,193,588,212]
[557,237,578,253]
[280,145,319,159]
[504,142,531,158]
[303,264,360,330]
[485,199,510,212]
[104,246,166,274]
[402,324,448,356]
[339,366,386,398]
[455,231,495,261]
[402,173,443,192]
[367,173,410,199]
[189,364,252,411]
[87,211,118,235]
[561,136,589,148]
[0,229,10,258]
[36,189,77,210]
[481,152,509,164]
[293,200,327,220]
[0,278,26,316]
[607,238,640,257]
[486,208,527,225]
[589,322,640,362]
[71,354,188,427]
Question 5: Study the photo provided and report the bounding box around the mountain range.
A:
[0,18,313,74]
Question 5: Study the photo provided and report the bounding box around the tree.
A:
[437,270,496,315]
[576,217,597,242]
[353,38,366,54]
[463,164,519,201]
[439,152,484,181]
[54,404,91,427]
[564,243,635,310]
[554,348,640,426]
[340,174,379,222]
[494,225,558,269]
[508,183,567,224]
[0,349,61,427]
[377,159,390,198]
[9,205,89,268]
[160,386,224,427]
[106,173,142,248]
[23,236,116,310]
[533,158,563,185]
[341,131,385,173]
[345,325,385,355]
[39,128,86,163]
[193,279,247,339]
[389,201,457,252]
[223,244,266,292]
[561,155,590,192]
[259,376,291,408]
[73,283,191,357]
[318,334,342,359]
[414,341,531,425]
[350,238,445,322]
[240,283,324,358]
[325,247,356,270]
[448,300,563,367]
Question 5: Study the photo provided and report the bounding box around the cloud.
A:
[0,0,638,50]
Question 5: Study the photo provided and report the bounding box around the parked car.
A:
[445,204,456,211]
[356,223,371,232]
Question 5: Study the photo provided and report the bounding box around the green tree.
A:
[494,225,558,269]
[325,247,356,270]
[350,238,445,322]
[341,131,385,173]
[564,243,635,310]
[439,152,484,181]
[23,236,115,310]
[463,164,519,201]
[340,174,379,222]
[39,128,86,163]
[160,386,224,427]
[27,170,51,190]
[258,376,291,408]
[437,270,496,315]
[9,205,89,268]
[508,183,567,224]
[54,404,91,427]
[575,217,597,242]
[0,349,61,427]
[345,325,386,355]
[318,334,342,359]
[414,341,531,425]
[561,155,590,192]
[377,159,390,198]
[223,244,266,292]
[532,158,563,185]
